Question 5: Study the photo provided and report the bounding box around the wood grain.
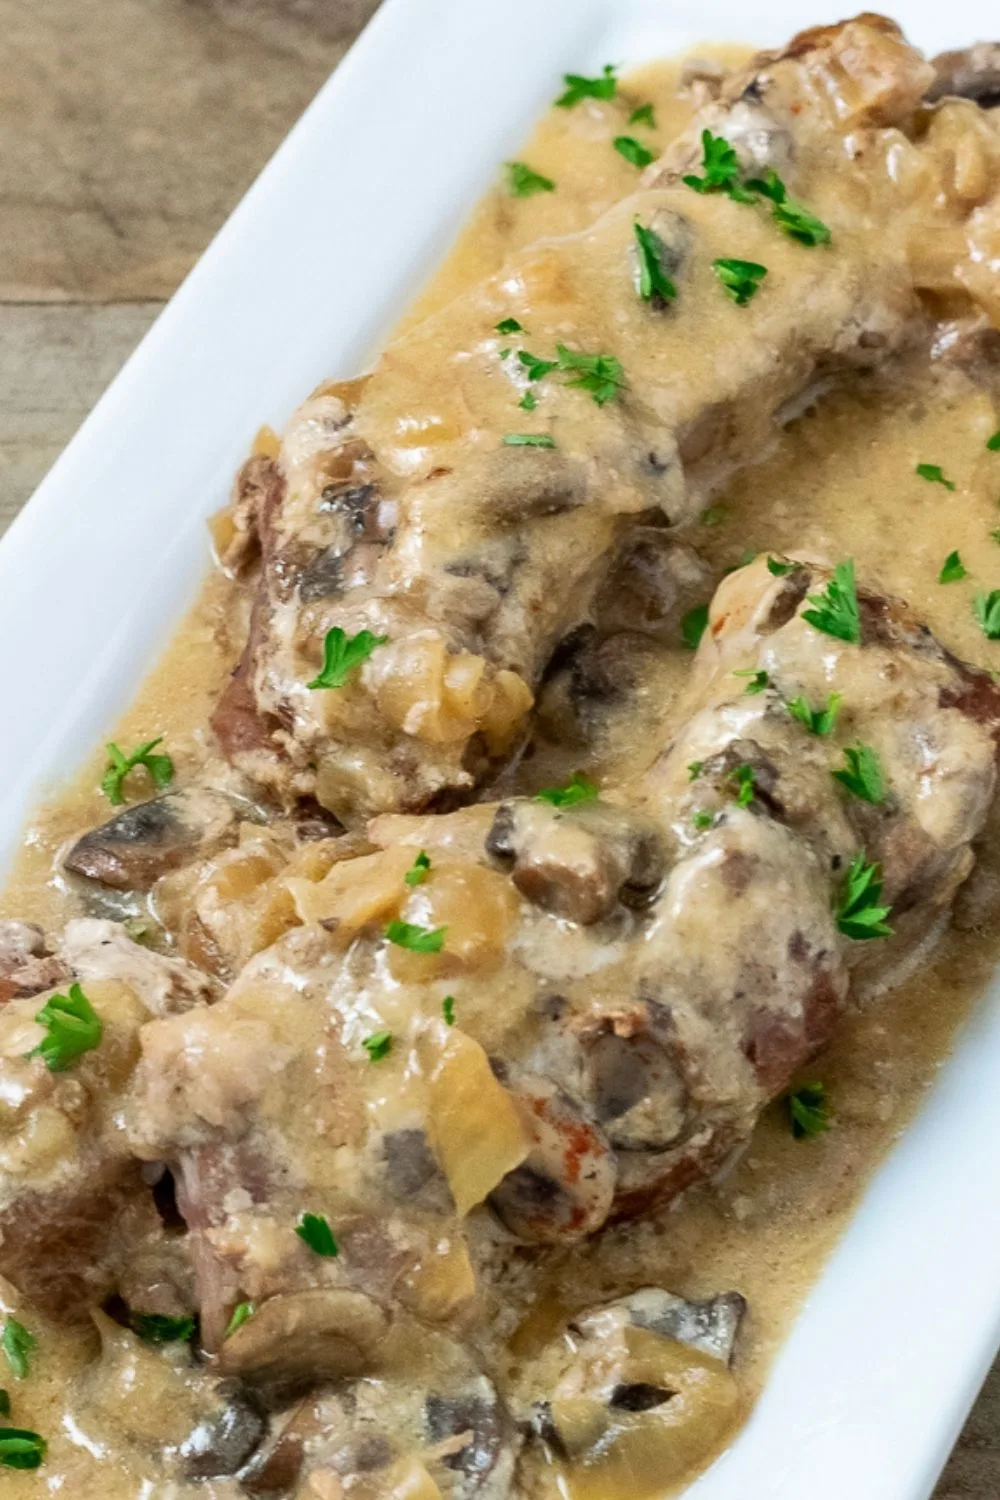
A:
[1,2,996,1491]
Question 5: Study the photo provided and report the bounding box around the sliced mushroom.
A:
[574,1004,688,1151]
[926,43,1000,105]
[485,800,664,925]
[216,1288,390,1401]
[487,1067,615,1243]
[64,787,243,892]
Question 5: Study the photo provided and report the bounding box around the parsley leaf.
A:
[974,590,1000,640]
[2,1321,35,1381]
[362,1030,393,1062]
[916,463,955,490]
[130,1312,195,1344]
[0,1429,46,1471]
[837,852,893,941]
[733,669,769,695]
[556,64,617,108]
[687,761,703,781]
[712,257,767,305]
[519,391,537,412]
[506,161,555,197]
[802,559,861,645]
[307,627,387,690]
[555,344,625,405]
[682,129,751,198]
[502,433,555,448]
[30,983,102,1073]
[833,744,886,805]
[771,198,831,246]
[992,529,1000,547]
[767,556,798,577]
[101,737,174,806]
[442,996,456,1026]
[691,810,714,831]
[295,1212,339,1256]
[633,221,677,305]
[385,921,446,954]
[939,550,967,583]
[614,135,655,169]
[518,349,557,382]
[700,504,727,526]
[404,850,431,887]
[495,317,524,335]
[786,1081,830,1139]
[535,772,599,808]
[681,603,710,649]
[225,1302,255,1338]
[629,102,657,127]
[987,431,1000,452]
[729,764,756,807]
[787,692,841,737]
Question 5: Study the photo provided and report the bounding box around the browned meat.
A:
[0,919,70,1002]
[216,17,985,823]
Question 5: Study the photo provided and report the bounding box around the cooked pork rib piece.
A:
[215,17,1000,823]
[128,558,1000,1370]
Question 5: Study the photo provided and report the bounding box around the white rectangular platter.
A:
[0,1,997,1496]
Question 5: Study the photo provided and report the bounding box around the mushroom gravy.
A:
[2,37,1000,1500]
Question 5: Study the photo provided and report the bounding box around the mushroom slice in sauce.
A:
[926,43,1000,105]
[63,786,244,892]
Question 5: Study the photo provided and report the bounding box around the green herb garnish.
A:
[691,811,714,831]
[767,556,798,577]
[746,169,830,244]
[614,135,655,169]
[295,1212,339,1256]
[519,390,537,412]
[225,1302,255,1338]
[837,853,893,941]
[535,772,599,808]
[682,129,751,199]
[687,761,703,781]
[506,161,555,197]
[916,463,955,490]
[787,692,841,737]
[518,349,558,382]
[700,505,727,526]
[1,1321,35,1382]
[974,590,1000,639]
[939,550,967,583]
[404,850,431,887]
[633,221,677,305]
[101,737,174,805]
[362,1030,393,1063]
[0,1430,46,1471]
[30,984,102,1073]
[833,744,886,805]
[681,603,710,649]
[730,764,756,808]
[555,65,617,108]
[385,921,447,954]
[987,431,1000,451]
[0,1391,9,1418]
[442,996,456,1026]
[130,1312,195,1345]
[502,433,555,448]
[629,102,656,127]
[555,344,625,405]
[307,627,387,690]
[495,318,524,335]
[713,257,767,305]
[786,1081,830,1139]
[802,559,861,645]
[733,669,769,695]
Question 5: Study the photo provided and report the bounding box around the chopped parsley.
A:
[746,168,831,245]
[555,64,617,108]
[915,463,955,491]
[362,1030,393,1062]
[519,390,537,411]
[991,529,1000,547]
[939,550,967,583]
[987,431,1000,452]
[130,1312,195,1344]
[555,344,625,405]
[974,590,1000,640]
[30,984,102,1073]
[833,743,886,805]
[733,669,769,695]
[101,737,174,806]
[385,920,446,954]
[442,995,456,1026]
[767,556,798,577]
[712,257,767,305]
[633,221,677,305]
[0,1430,46,1471]
[614,135,655,169]
[518,349,557,382]
[506,161,555,197]
[802,559,861,645]
[682,129,751,199]
[307,627,387,689]
[691,810,714,831]
[687,761,703,781]
[495,317,524,335]
[837,853,893,941]
[787,692,841,737]
[404,850,431,887]
[535,772,599,807]
[729,764,756,808]
[700,504,727,526]
[2,1320,35,1381]
[502,432,555,448]
[629,102,657,127]
[225,1302,255,1338]
[786,1081,830,1139]
[295,1212,339,1257]
[681,603,710,649]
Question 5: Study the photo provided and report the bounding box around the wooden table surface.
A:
[1,2,997,1491]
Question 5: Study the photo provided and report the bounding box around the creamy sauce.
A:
[1,44,1000,1500]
